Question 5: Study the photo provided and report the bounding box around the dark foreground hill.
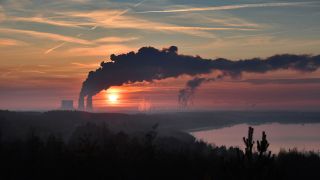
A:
[0,110,320,179]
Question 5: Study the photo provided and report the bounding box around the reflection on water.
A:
[190,123,320,152]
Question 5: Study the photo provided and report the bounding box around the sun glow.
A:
[106,88,120,104]
[108,94,119,103]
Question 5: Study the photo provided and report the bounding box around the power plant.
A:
[78,95,93,111]
[77,46,320,112]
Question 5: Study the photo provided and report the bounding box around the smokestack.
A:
[86,95,93,111]
[178,75,225,108]
[78,95,85,111]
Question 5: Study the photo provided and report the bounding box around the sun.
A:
[108,94,119,103]
[105,88,121,104]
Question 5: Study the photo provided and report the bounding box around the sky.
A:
[0,0,320,111]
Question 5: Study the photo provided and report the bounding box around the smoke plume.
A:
[79,46,320,110]
[178,75,225,108]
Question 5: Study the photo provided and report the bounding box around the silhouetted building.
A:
[61,100,74,110]
[78,95,93,111]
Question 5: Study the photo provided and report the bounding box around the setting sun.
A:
[108,94,119,103]
[105,88,121,104]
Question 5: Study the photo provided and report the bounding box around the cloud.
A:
[64,9,255,39]
[0,28,91,45]
[138,2,316,13]
[0,5,5,22]
[44,1,145,54]
[95,36,139,43]
[45,36,139,55]
[172,12,262,29]
[67,44,135,57]
[240,78,320,85]
[10,16,92,28]
[71,62,100,68]
[20,70,46,74]
[154,26,256,31]
[0,38,27,46]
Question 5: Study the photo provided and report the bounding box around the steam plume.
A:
[79,46,320,110]
[178,75,225,108]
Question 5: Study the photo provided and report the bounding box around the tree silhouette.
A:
[243,126,254,160]
[257,131,271,158]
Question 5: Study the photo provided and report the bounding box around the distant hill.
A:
[1,110,320,140]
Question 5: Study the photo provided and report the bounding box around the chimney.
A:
[86,95,93,111]
[78,96,85,111]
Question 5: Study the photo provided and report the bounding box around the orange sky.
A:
[1,0,320,111]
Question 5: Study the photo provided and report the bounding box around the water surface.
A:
[190,123,320,153]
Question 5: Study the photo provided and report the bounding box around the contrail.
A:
[133,0,146,7]
[85,0,146,31]
[45,42,67,54]
[137,2,316,13]
[45,0,146,54]
[89,26,98,30]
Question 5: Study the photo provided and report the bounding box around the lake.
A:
[190,123,320,153]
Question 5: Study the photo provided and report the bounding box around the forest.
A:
[1,110,320,179]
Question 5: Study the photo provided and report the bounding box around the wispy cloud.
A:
[44,36,139,54]
[0,5,5,22]
[44,0,146,54]
[20,70,46,74]
[180,13,262,28]
[138,2,316,13]
[67,44,135,57]
[0,38,26,46]
[65,10,256,39]
[95,36,139,43]
[10,16,92,28]
[71,62,100,68]
[0,28,91,45]
[240,78,320,85]
[154,26,256,31]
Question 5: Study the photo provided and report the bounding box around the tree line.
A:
[0,122,319,180]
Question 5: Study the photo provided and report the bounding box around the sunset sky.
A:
[1,0,320,111]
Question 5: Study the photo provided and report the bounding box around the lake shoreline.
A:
[191,122,320,153]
